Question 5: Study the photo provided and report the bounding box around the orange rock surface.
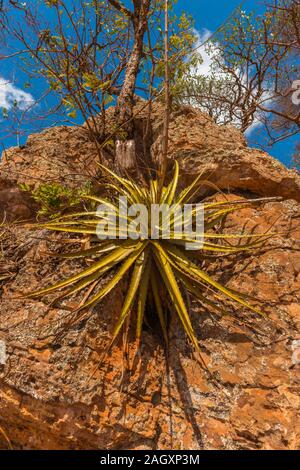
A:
[0,105,299,450]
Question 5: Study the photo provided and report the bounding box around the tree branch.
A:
[107,0,133,19]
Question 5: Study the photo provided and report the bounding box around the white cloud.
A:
[0,76,35,111]
[193,29,215,77]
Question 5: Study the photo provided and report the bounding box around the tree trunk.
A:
[115,0,151,171]
[158,0,170,195]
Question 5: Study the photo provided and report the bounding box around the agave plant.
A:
[27,162,272,353]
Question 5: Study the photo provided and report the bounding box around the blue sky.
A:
[0,0,299,166]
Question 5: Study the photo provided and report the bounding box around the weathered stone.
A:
[0,178,36,222]
[1,102,300,203]
[0,105,299,450]
[0,195,299,450]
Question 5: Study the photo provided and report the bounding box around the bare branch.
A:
[107,0,133,19]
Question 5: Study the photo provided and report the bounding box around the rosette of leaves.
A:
[27,163,272,353]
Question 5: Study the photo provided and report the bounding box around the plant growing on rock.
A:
[19,182,92,219]
[26,162,273,358]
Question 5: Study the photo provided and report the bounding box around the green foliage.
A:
[27,163,272,357]
[1,107,8,119]
[4,0,198,123]
[20,182,92,219]
[45,0,59,7]
[152,6,198,98]
[176,3,300,136]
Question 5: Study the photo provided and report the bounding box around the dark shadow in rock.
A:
[170,345,204,450]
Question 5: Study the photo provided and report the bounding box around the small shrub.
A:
[19,182,92,219]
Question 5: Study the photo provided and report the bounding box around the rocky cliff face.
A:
[0,105,299,450]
